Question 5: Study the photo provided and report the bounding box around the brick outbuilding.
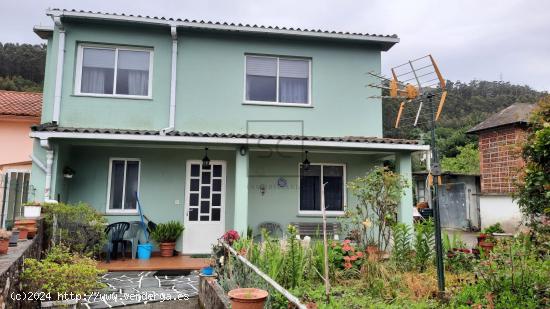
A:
[468,103,536,231]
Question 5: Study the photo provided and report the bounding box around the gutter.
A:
[30,131,430,152]
[52,15,66,124]
[160,25,178,135]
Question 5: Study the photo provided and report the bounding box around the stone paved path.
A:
[82,271,199,308]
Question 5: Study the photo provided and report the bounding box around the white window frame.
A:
[75,44,154,99]
[298,162,346,216]
[243,55,312,107]
[106,158,141,214]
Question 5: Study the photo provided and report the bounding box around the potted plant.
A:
[150,221,184,257]
[227,288,268,309]
[0,229,11,254]
[23,202,42,218]
[17,226,29,240]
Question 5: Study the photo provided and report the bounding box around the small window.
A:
[300,164,345,212]
[107,159,140,212]
[77,45,152,98]
[245,55,310,105]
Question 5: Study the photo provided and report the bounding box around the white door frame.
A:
[183,160,226,254]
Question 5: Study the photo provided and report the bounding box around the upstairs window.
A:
[107,158,141,213]
[299,164,345,213]
[76,45,153,98]
[245,55,310,105]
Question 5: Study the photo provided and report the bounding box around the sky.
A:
[0,0,548,91]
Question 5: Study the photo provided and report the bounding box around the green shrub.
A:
[21,246,105,298]
[483,222,505,235]
[391,223,413,271]
[150,221,184,243]
[452,236,550,308]
[42,202,107,257]
[413,219,435,273]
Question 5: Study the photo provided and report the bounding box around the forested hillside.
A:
[0,43,46,92]
[383,80,546,172]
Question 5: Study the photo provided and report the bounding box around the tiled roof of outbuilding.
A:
[0,90,42,117]
[467,103,536,133]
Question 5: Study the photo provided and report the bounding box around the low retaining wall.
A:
[198,274,230,309]
[0,219,43,309]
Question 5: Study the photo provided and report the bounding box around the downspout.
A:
[160,25,178,135]
[52,15,66,124]
[40,138,56,202]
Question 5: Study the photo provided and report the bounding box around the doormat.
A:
[153,269,192,276]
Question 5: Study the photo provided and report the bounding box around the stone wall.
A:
[198,275,230,309]
[0,219,43,309]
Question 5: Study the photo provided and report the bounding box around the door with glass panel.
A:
[183,161,226,254]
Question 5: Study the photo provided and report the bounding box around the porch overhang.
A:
[30,126,430,152]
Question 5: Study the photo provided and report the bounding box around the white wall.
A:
[479,195,522,232]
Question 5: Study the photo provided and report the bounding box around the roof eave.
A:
[47,9,399,50]
[33,25,54,39]
[30,130,428,152]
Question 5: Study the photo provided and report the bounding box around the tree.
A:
[346,166,409,251]
[440,143,480,175]
[0,42,46,92]
[514,96,550,236]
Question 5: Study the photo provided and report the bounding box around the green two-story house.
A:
[29,8,428,254]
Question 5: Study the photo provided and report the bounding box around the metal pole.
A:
[428,93,445,294]
[321,182,330,304]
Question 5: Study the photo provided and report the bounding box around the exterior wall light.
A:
[202,147,210,168]
[302,150,310,170]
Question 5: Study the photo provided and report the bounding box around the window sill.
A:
[243,101,313,108]
[72,93,153,101]
[297,211,345,218]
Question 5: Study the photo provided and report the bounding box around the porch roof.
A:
[30,123,429,151]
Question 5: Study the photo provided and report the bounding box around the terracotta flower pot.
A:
[27,227,37,239]
[17,228,28,240]
[159,242,176,257]
[477,234,488,244]
[479,241,494,253]
[228,288,268,309]
[366,245,379,261]
[0,239,9,254]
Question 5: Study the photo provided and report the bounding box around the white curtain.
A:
[81,68,106,94]
[127,71,149,96]
[279,59,309,103]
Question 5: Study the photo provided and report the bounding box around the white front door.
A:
[182,160,226,254]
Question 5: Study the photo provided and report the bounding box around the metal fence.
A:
[0,171,30,229]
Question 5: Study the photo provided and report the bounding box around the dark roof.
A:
[31,123,421,145]
[0,90,42,117]
[413,171,480,177]
[48,9,399,50]
[467,103,536,134]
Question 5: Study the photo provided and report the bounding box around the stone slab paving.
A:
[82,271,199,308]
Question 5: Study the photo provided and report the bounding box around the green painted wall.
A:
[58,22,171,129]
[176,32,383,137]
[47,22,383,136]
[247,151,383,233]
[41,36,55,123]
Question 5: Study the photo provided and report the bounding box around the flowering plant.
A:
[330,239,364,270]
[222,230,240,245]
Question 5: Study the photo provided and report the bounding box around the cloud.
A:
[0,0,548,90]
